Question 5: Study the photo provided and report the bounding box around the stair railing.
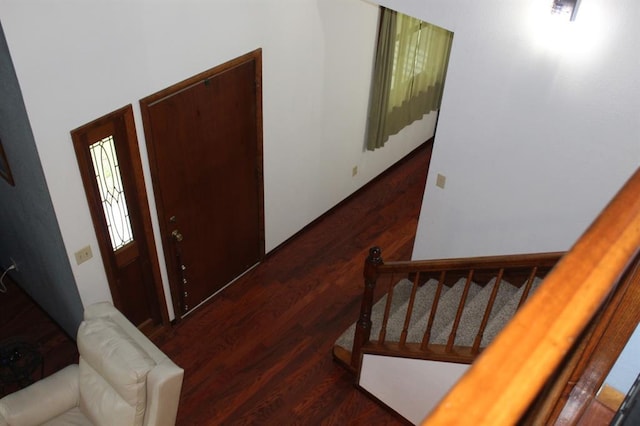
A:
[423,166,640,425]
[348,248,564,370]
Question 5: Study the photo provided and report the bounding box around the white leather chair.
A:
[0,302,184,426]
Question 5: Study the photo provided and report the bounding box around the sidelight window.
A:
[88,135,134,251]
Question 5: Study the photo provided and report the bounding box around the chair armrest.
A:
[0,364,79,426]
[144,362,184,426]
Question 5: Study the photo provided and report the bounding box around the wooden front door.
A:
[141,50,264,317]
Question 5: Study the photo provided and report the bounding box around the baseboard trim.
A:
[265,138,434,260]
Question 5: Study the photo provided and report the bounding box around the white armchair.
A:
[0,302,184,426]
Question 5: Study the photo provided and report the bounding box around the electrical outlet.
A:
[352,166,358,177]
[74,245,93,265]
[9,257,18,271]
[436,173,446,189]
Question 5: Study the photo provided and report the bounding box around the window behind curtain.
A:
[366,8,453,151]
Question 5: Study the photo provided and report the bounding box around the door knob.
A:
[171,229,184,242]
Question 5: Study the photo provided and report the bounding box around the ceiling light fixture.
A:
[551,0,581,21]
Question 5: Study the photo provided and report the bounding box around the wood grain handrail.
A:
[423,167,640,425]
[377,251,563,274]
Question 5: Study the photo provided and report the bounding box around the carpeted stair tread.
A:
[384,278,442,342]
[405,277,466,343]
[335,278,416,351]
[480,277,544,347]
[429,279,483,345]
[335,273,546,354]
[434,278,519,347]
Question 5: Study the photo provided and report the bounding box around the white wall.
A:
[0,0,434,318]
[301,0,636,415]
[360,354,468,424]
[368,0,640,260]
[375,0,640,407]
[0,23,84,337]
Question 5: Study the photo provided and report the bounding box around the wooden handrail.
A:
[532,252,640,423]
[377,252,562,274]
[423,167,640,425]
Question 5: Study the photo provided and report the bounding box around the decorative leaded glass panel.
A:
[89,136,134,251]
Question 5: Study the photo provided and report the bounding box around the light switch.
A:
[75,245,93,265]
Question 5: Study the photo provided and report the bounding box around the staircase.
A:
[335,274,544,358]
[332,166,640,425]
[332,249,562,422]
[333,249,563,371]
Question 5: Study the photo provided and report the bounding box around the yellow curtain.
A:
[366,9,453,151]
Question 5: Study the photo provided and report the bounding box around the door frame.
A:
[71,104,170,333]
[140,49,265,318]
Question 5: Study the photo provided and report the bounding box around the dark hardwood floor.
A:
[0,141,432,424]
[0,279,79,397]
[162,141,432,425]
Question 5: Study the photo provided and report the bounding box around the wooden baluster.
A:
[517,266,538,310]
[378,273,397,344]
[421,271,446,350]
[446,269,474,353]
[472,268,504,354]
[399,272,421,347]
[351,247,383,370]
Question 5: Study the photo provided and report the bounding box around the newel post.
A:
[350,246,383,370]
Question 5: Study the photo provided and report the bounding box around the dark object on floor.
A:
[0,338,42,394]
[0,279,78,399]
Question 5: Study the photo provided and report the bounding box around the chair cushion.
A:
[42,407,93,426]
[77,317,155,426]
[0,364,80,426]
